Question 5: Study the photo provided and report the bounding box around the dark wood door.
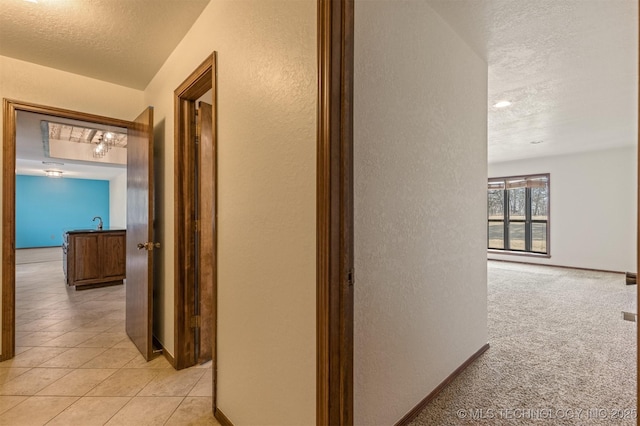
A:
[126,107,155,360]
[197,101,214,364]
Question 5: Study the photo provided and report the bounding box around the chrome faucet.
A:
[92,216,103,230]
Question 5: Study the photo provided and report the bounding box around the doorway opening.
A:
[172,52,217,391]
[2,100,155,361]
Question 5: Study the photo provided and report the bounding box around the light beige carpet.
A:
[410,261,637,425]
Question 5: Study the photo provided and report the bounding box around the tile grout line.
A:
[2,253,217,425]
[162,395,188,426]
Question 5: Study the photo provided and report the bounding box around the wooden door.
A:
[197,101,214,364]
[126,107,155,360]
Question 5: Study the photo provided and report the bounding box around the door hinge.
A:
[347,268,354,286]
[190,315,201,328]
[195,109,200,144]
[194,220,199,232]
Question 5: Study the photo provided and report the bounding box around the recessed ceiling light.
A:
[493,100,512,108]
[24,0,38,3]
[45,170,63,178]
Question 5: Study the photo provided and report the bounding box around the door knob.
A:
[137,242,161,251]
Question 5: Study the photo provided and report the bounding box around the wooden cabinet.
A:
[63,230,126,289]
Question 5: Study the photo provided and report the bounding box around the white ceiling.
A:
[2,0,636,166]
[427,0,638,163]
[3,0,211,180]
[0,0,210,89]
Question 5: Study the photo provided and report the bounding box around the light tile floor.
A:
[1,248,220,426]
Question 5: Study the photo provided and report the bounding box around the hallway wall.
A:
[354,0,488,423]
[143,0,317,424]
[0,55,145,354]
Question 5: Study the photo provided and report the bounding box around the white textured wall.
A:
[488,146,637,272]
[143,1,317,424]
[109,171,127,229]
[354,1,488,424]
[0,55,144,355]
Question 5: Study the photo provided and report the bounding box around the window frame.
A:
[487,173,551,258]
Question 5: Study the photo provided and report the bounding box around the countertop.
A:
[64,228,126,234]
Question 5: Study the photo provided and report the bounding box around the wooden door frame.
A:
[173,53,217,374]
[1,99,133,361]
[317,0,355,424]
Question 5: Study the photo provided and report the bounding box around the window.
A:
[488,174,549,255]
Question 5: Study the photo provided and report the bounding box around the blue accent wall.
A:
[16,175,110,248]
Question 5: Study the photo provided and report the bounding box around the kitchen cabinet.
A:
[62,230,126,289]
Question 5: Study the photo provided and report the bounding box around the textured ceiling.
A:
[3,0,636,164]
[0,0,210,89]
[427,0,638,163]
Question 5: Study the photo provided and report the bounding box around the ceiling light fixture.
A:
[45,170,63,178]
[493,100,512,108]
[23,0,38,3]
[530,140,544,144]
[93,131,116,158]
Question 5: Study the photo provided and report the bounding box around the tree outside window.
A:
[488,174,549,254]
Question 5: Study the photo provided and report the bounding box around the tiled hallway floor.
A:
[0,248,220,426]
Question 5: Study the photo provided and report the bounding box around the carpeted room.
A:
[410,261,636,425]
